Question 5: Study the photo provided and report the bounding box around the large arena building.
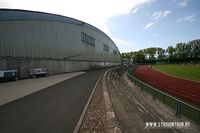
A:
[0,9,121,78]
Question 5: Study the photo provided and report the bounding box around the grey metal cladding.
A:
[0,9,121,62]
[2,22,13,57]
[12,22,24,57]
[0,23,3,56]
[0,9,114,44]
[23,22,32,57]
[0,9,80,24]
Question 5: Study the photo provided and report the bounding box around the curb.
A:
[73,71,104,133]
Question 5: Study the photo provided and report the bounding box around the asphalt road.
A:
[0,70,104,133]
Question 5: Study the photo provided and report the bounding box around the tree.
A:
[136,50,145,63]
[166,45,175,58]
[157,47,165,60]
[121,52,130,58]
[120,39,200,64]
[132,51,138,63]
[142,48,148,59]
[146,47,157,61]
[189,39,200,60]
[175,42,192,61]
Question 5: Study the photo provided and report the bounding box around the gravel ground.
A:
[79,75,107,133]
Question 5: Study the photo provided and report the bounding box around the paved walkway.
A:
[0,70,104,133]
[0,72,85,106]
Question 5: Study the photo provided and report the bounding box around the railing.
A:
[127,65,200,126]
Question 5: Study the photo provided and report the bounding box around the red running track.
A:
[133,65,200,107]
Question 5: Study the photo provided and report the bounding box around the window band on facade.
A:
[81,32,95,46]
[113,49,117,54]
[103,44,109,52]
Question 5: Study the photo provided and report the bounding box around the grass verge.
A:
[153,64,200,82]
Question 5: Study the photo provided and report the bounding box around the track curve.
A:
[133,65,200,107]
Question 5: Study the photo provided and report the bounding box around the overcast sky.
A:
[0,0,200,52]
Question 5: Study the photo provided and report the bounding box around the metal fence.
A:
[127,65,200,126]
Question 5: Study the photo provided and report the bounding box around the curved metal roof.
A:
[0,9,117,46]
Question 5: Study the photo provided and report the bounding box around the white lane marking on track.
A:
[160,118,164,122]
[139,108,144,113]
[114,127,118,133]
[127,95,132,100]
[137,102,148,112]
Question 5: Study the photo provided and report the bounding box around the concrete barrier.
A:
[0,58,120,79]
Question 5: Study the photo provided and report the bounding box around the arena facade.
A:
[0,9,121,78]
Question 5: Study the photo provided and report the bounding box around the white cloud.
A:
[113,38,130,46]
[131,7,139,14]
[0,1,11,7]
[113,38,134,52]
[143,10,171,30]
[178,0,188,7]
[144,22,155,30]
[177,15,196,23]
[152,10,171,20]
[163,10,171,17]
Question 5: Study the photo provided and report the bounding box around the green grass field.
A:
[153,64,200,82]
